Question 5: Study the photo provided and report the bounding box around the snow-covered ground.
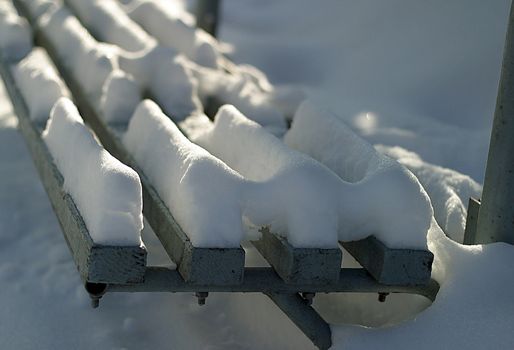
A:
[1,0,514,349]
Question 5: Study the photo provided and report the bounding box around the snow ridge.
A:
[285,101,433,249]
[13,47,70,122]
[43,98,143,245]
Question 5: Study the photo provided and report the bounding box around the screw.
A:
[301,292,315,306]
[378,292,389,303]
[196,292,209,306]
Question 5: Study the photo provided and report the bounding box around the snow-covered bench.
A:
[0,54,146,289]
[0,1,439,349]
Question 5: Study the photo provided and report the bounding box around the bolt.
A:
[196,292,209,306]
[84,282,107,309]
[378,292,389,303]
[301,292,315,306]
[90,296,100,309]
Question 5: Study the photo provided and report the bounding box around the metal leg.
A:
[265,292,332,350]
[195,0,220,37]
[475,1,514,244]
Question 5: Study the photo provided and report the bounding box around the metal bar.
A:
[14,0,245,285]
[475,1,514,244]
[252,228,342,285]
[463,198,481,245]
[0,51,146,284]
[341,236,434,285]
[107,267,439,301]
[195,0,220,37]
[265,292,332,350]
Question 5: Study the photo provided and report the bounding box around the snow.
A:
[123,99,245,248]
[66,0,154,52]
[284,101,432,249]
[122,0,221,68]
[378,145,482,243]
[38,6,119,98]
[0,1,32,61]
[187,61,289,132]
[118,46,203,119]
[42,97,143,246]
[13,47,70,122]
[331,220,514,350]
[1,0,514,349]
[100,70,141,123]
[195,104,341,248]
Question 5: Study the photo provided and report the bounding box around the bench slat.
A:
[252,228,342,284]
[341,236,433,285]
[0,52,147,284]
[19,13,245,285]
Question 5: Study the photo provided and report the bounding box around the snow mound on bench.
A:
[123,0,221,68]
[285,101,433,249]
[42,98,143,246]
[378,145,482,243]
[13,47,70,122]
[0,2,32,61]
[123,100,245,248]
[66,0,154,52]
[188,62,288,133]
[119,46,203,120]
[38,6,118,98]
[194,104,341,248]
[100,70,141,123]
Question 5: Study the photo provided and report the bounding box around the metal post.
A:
[195,0,220,37]
[475,1,514,244]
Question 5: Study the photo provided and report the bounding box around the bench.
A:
[0,1,438,349]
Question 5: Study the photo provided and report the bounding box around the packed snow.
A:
[42,98,143,246]
[13,47,70,122]
[1,0,514,349]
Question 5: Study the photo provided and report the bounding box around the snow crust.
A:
[284,101,432,249]
[13,47,70,122]
[42,98,143,245]
[0,1,32,61]
[123,100,245,248]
